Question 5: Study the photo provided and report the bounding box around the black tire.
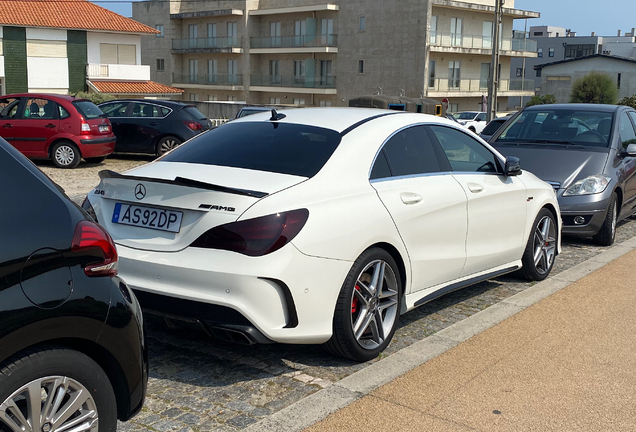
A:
[0,347,117,432]
[51,141,81,169]
[468,126,476,133]
[85,156,106,164]
[324,248,402,362]
[593,192,618,246]
[156,135,182,157]
[519,208,558,281]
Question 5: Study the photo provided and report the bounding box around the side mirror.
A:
[505,156,522,176]
[624,143,636,157]
[475,118,482,122]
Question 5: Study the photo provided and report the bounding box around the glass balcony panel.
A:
[250,34,337,49]
[250,75,336,88]
[173,74,244,86]
[172,37,242,50]
[431,33,537,52]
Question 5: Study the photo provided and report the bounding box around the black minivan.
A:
[98,99,211,156]
[0,138,147,431]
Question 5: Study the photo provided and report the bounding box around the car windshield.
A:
[455,112,479,120]
[238,109,269,118]
[72,100,105,119]
[494,109,615,147]
[160,122,342,177]
[481,119,507,135]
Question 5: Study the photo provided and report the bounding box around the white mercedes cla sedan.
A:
[85,108,561,361]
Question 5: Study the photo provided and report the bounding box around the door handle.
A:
[400,192,423,205]
[467,182,484,193]
[2,124,12,128]
[45,124,56,128]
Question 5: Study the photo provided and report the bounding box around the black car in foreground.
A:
[0,139,147,432]
[491,103,636,246]
[98,99,211,156]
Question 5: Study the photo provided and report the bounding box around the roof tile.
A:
[89,80,184,94]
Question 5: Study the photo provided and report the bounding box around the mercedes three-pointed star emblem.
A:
[134,184,146,200]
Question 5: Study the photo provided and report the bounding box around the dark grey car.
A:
[491,104,636,246]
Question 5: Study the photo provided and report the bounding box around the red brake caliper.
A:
[351,285,361,313]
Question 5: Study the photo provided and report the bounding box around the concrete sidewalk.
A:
[305,250,636,432]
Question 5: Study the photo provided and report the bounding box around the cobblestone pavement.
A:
[42,157,636,432]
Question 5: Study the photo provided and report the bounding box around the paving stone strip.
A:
[40,157,636,432]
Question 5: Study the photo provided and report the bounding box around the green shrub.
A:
[570,72,618,104]
[525,94,557,107]
[70,91,116,104]
[618,95,636,109]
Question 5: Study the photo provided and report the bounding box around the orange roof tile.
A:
[89,80,184,94]
[0,0,157,34]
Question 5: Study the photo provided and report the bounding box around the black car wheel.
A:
[156,136,182,157]
[519,208,557,281]
[51,141,81,169]
[593,192,618,246]
[0,348,117,432]
[324,248,402,362]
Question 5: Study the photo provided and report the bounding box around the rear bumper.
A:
[75,135,116,158]
[116,243,352,344]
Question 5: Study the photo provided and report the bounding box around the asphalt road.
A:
[38,156,636,432]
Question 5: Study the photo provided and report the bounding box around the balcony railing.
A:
[430,32,537,52]
[250,75,336,88]
[172,37,242,50]
[86,64,150,81]
[428,78,535,93]
[172,73,243,86]
[250,34,337,49]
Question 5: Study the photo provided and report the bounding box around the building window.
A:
[319,100,332,107]
[451,17,463,47]
[208,23,217,38]
[189,59,198,83]
[429,60,436,88]
[549,47,555,57]
[100,43,136,65]
[320,60,333,86]
[270,97,281,104]
[227,60,238,84]
[358,60,364,74]
[270,21,281,47]
[450,103,458,113]
[359,16,366,31]
[294,20,307,46]
[208,59,217,83]
[516,68,522,77]
[227,95,238,102]
[565,44,595,58]
[293,98,305,106]
[430,15,438,44]
[189,93,199,101]
[448,61,461,88]
[155,25,164,37]
[156,58,164,72]
[536,69,542,77]
[534,31,544,36]
[538,48,543,57]
[321,18,334,45]
[269,60,280,84]
[209,94,218,101]
[294,60,305,85]
[618,73,622,89]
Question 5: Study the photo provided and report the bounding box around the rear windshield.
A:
[494,109,614,147]
[161,122,342,177]
[482,119,507,135]
[183,106,206,120]
[238,108,268,118]
[72,100,104,119]
[455,112,478,120]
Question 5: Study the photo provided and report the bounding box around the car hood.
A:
[492,144,610,188]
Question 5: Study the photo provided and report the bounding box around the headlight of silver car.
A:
[562,175,611,196]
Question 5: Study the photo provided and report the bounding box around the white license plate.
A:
[112,203,183,233]
[99,125,109,132]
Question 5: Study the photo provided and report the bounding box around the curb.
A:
[244,236,636,432]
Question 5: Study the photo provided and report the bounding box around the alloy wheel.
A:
[160,139,179,154]
[611,204,617,240]
[532,215,557,275]
[54,146,75,167]
[0,376,98,432]
[350,260,399,350]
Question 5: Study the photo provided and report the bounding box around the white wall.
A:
[27,57,69,89]
[0,57,4,77]
[25,28,67,41]
[87,32,142,64]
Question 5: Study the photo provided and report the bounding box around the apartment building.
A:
[134,0,539,112]
[0,0,182,98]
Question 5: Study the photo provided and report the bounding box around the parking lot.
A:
[41,156,636,432]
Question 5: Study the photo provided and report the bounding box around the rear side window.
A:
[23,98,57,120]
[183,106,206,120]
[619,112,636,149]
[58,105,70,119]
[430,125,499,173]
[101,102,129,117]
[73,101,104,119]
[131,103,167,118]
[481,119,506,136]
[161,122,342,177]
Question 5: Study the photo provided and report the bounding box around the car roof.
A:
[524,103,620,113]
[101,99,192,108]
[1,93,79,102]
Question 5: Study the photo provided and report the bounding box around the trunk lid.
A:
[94,161,306,252]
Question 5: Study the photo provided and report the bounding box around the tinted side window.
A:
[101,102,129,117]
[132,103,164,118]
[378,126,443,178]
[430,125,499,173]
[620,112,636,149]
[370,152,391,180]
[477,113,487,122]
[24,98,57,120]
[58,105,70,119]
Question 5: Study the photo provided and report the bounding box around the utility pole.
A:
[520,18,527,109]
[487,0,504,122]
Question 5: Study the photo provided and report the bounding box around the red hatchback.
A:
[0,93,116,168]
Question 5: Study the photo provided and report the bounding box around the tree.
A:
[525,94,557,107]
[569,72,618,104]
[618,95,636,109]
[70,91,116,104]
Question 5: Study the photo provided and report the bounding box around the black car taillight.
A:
[183,120,203,131]
[191,209,309,256]
[81,196,99,223]
[72,220,118,277]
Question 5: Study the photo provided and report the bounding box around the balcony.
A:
[172,73,244,90]
[429,32,538,57]
[171,37,243,54]
[250,75,337,94]
[250,35,337,54]
[86,64,150,81]
[428,78,534,97]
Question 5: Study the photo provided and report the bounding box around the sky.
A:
[94,0,636,37]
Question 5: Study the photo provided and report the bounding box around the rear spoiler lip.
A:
[98,170,268,198]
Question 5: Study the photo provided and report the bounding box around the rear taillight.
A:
[80,116,91,135]
[183,120,203,131]
[72,220,118,277]
[191,209,309,256]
